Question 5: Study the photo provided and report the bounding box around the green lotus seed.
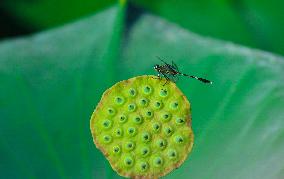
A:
[128,103,136,112]
[102,119,112,129]
[129,88,137,97]
[139,98,149,107]
[141,132,151,143]
[113,128,123,138]
[113,145,121,155]
[127,127,137,137]
[171,101,179,109]
[139,161,149,172]
[115,96,125,105]
[107,107,116,116]
[145,110,153,118]
[153,156,163,167]
[143,85,152,95]
[159,89,168,97]
[153,100,163,110]
[163,126,174,136]
[124,156,134,167]
[161,112,171,122]
[152,122,161,133]
[140,146,150,157]
[125,141,135,151]
[174,135,184,144]
[133,115,143,124]
[156,138,167,150]
[102,135,112,144]
[167,149,177,160]
[175,117,185,125]
[118,114,127,123]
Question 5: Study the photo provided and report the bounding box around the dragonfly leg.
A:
[152,73,162,80]
[162,74,171,86]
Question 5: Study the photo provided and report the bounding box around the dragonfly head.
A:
[154,64,160,71]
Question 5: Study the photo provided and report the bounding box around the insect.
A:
[153,56,213,86]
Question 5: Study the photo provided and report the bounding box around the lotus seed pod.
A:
[90,75,194,178]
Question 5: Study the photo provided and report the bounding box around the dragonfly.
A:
[153,56,213,86]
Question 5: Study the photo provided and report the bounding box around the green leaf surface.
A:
[1,3,284,179]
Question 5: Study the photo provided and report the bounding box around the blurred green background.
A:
[0,0,284,179]
[1,0,284,56]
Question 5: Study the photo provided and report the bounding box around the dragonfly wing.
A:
[167,74,179,83]
[171,61,179,72]
[156,56,169,65]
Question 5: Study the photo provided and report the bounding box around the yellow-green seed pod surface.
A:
[90,75,194,178]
